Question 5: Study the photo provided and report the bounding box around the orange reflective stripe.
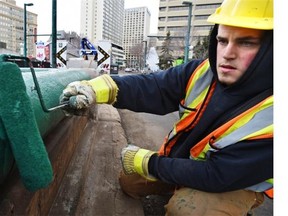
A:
[158,61,213,156]
[158,135,177,156]
[191,96,272,158]
[158,144,165,155]
[265,188,273,198]
[176,82,216,133]
[175,103,201,131]
[159,82,216,156]
[248,133,273,140]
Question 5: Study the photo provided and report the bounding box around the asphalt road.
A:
[118,109,273,216]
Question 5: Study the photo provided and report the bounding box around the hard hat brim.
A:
[207,14,273,30]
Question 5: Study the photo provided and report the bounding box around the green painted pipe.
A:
[22,68,97,136]
[0,61,97,190]
[20,68,54,73]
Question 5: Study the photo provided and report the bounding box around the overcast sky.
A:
[17,0,159,41]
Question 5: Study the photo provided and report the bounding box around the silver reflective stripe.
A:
[211,105,273,150]
[205,103,273,193]
[185,69,214,106]
[245,181,272,192]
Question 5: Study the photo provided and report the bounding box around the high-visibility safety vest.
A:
[159,59,273,198]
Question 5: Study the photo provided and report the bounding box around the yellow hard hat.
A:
[207,0,273,30]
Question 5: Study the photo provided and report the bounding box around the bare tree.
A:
[129,43,145,69]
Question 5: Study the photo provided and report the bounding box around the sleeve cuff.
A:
[88,74,119,104]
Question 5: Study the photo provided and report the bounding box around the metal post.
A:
[23,3,33,57]
[182,1,193,63]
[24,6,26,57]
[52,0,57,68]
[143,40,147,69]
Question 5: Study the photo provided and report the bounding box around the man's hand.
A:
[59,74,119,116]
[59,80,96,115]
[121,144,157,181]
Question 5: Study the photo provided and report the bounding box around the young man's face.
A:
[216,25,264,86]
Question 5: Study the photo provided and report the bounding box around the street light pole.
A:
[182,0,193,63]
[143,40,147,69]
[24,3,33,57]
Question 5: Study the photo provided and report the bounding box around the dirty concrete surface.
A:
[48,105,144,216]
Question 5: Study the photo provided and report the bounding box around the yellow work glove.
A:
[60,74,118,115]
[121,144,158,181]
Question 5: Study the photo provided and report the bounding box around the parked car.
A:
[125,68,132,72]
[141,67,152,74]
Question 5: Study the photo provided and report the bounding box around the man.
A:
[60,0,273,214]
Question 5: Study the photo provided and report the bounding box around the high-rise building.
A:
[0,0,37,56]
[156,0,223,58]
[80,0,125,67]
[123,7,151,69]
[80,0,124,46]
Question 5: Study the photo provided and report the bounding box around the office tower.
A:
[80,0,124,46]
[123,7,151,69]
[80,0,125,66]
[0,0,37,56]
[156,0,223,58]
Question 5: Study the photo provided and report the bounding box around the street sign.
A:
[97,45,110,65]
[55,40,67,68]
[56,45,67,65]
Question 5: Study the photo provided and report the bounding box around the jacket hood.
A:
[208,25,273,97]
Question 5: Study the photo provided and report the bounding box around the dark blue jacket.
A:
[112,27,273,193]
